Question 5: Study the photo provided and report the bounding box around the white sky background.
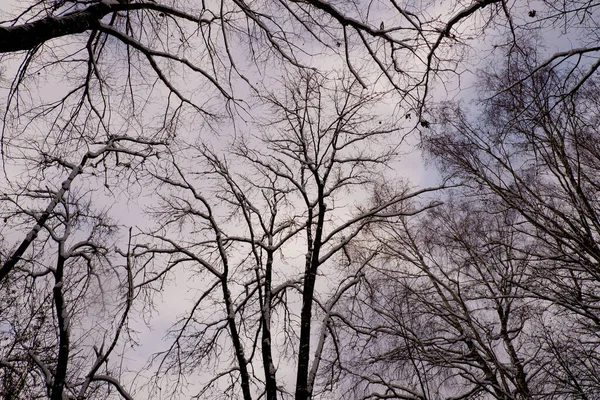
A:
[1,0,600,398]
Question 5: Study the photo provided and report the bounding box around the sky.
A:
[2,0,600,398]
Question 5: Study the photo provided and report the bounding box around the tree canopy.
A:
[2,1,600,399]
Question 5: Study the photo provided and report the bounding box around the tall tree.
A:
[425,46,600,398]
[133,72,441,399]
[0,178,136,399]
[3,1,600,399]
[333,198,545,399]
[2,0,600,288]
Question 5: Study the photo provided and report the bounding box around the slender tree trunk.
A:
[262,250,277,400]
[222,279,253,400]
[295,196,325,400]
[51,251,69,400]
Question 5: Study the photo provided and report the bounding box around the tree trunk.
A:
[0,2,116,53]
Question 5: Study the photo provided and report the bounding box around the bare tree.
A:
[0,133,162,399]
[3,0,599,156]
[2,0,598,289]
[323,195,547,400]
[2,1,600,399]
[0,185,135,399]
[131,72,441,399]
[424,46,600,398]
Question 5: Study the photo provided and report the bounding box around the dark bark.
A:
[0,156,88,283]
[50,252,69,400]
[0,1,209,53]
[222,278,253,400]
[0,165,82,283]
[262,249,277,400]
[0,140,129,283]
[0,2,115,53]
[295,193,325,400]
[217,224,252,400]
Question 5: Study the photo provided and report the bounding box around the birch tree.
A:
[332,199,543,399]
[424,46,600,398]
